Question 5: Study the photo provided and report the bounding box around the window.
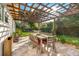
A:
[0,4,5,22]
[5,12,8,23]
[5,16,8,23]
[0,4,2,20]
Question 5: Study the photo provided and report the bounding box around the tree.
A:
[56,13,79,37]
[28,22,37,30]
[41,22,53,33]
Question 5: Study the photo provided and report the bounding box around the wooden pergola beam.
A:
[7,3,79,22]
[21,3,57,17]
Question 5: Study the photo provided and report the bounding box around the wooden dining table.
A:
[36,34,48,45]
[30,33,56,55]
[36,34,57,55]
[35,34,48,55]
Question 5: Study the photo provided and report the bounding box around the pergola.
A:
[6,3,79,23]
[2,3,79,56]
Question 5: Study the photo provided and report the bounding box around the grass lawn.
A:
[19,32,31,37]
[57,35,79,46]
[15,28,32,37]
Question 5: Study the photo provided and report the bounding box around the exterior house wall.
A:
[0,42,3,56]
[0,4,15,56]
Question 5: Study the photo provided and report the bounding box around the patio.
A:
[7,3,79,56]
[12,34,79,56]
[0,3,79,56]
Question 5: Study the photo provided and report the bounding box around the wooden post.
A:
[52,18,56,35]
[38,22,41,33]
[52,18,57,55]
[3,36,12,56]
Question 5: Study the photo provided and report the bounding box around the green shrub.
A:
[57,35,79,46]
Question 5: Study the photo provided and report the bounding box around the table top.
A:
[37,35,47,39]
[36,34,48,39]
[31,33,55,39]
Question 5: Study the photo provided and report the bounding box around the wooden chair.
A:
[29,34,41,55]
[29,34,38,47]
[46,37,57,56]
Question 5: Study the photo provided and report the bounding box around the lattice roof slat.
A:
[6,3,79,22]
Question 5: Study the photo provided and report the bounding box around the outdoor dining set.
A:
[29,33,57,56]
